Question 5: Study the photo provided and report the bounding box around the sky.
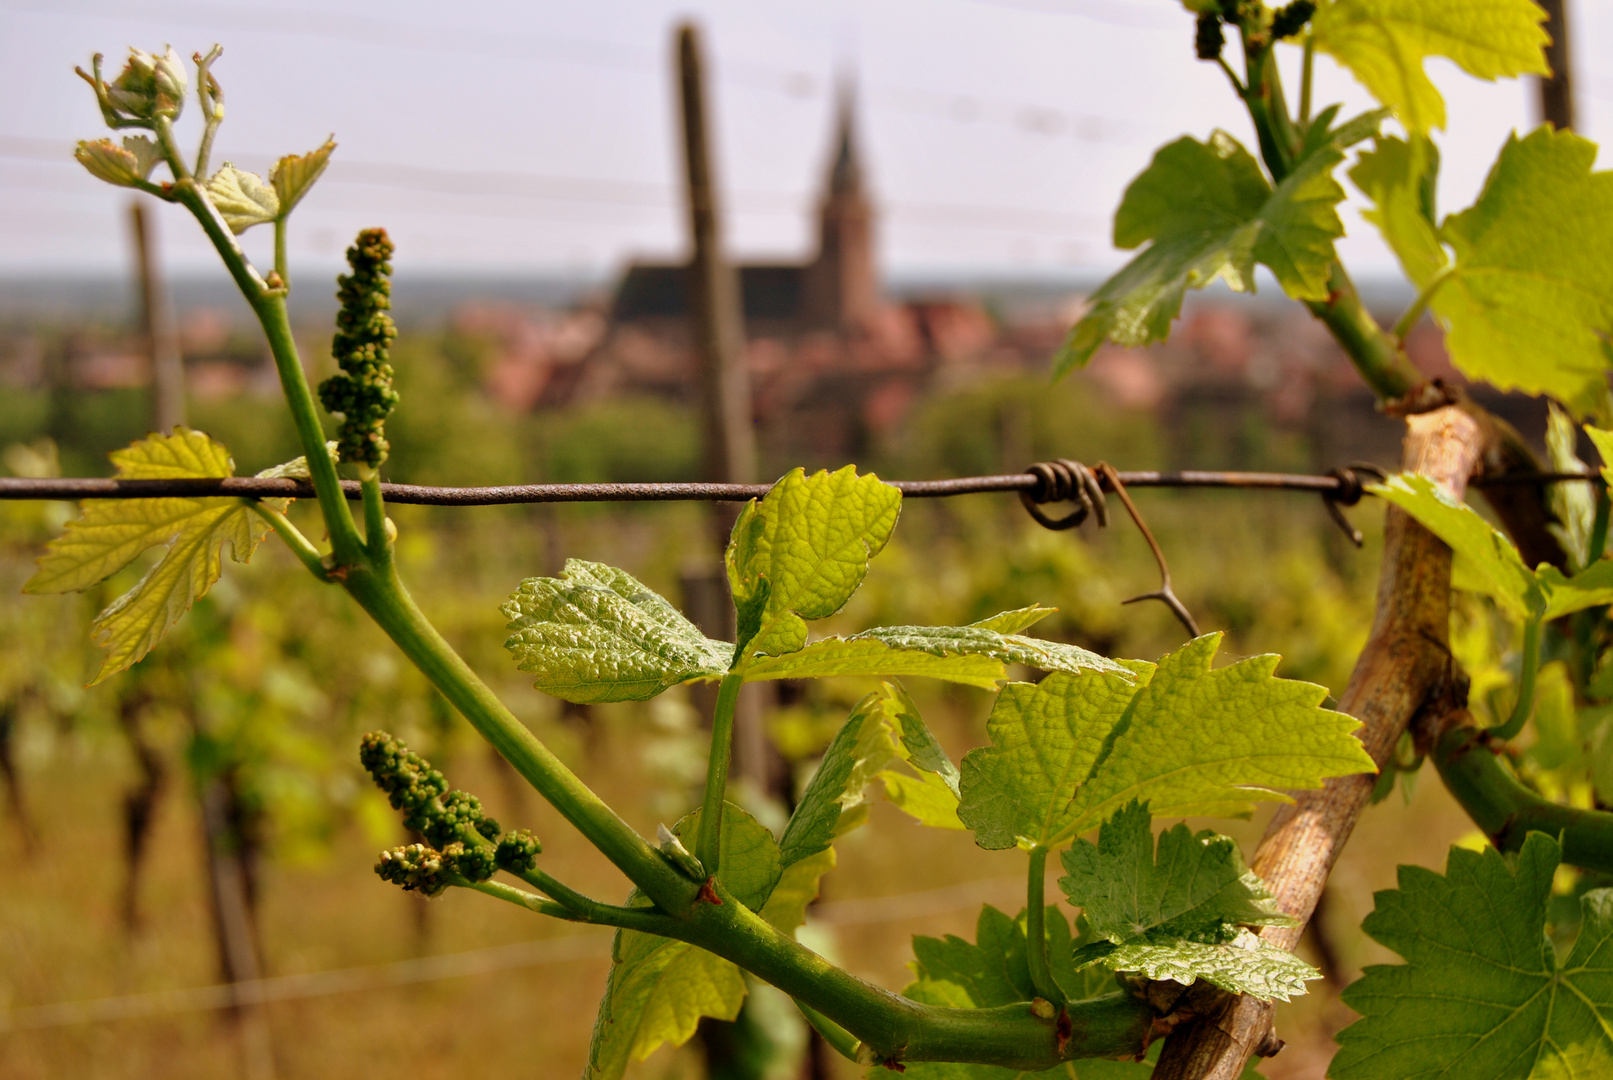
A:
[0,0,1607,282]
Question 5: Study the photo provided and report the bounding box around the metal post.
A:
[130,199,186,433]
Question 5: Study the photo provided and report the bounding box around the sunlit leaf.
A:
[24,428,283,684]
[958,634,1372,849]
[1310,0,1549,134]
[501,559,730,703]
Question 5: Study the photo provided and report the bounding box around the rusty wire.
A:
[0,468,1596,506]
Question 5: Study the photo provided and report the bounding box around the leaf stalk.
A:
[696,672,745,874]
[1025,844,1061,1004]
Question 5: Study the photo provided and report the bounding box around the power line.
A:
[0,135,1108,236]
[2,0,1134,146]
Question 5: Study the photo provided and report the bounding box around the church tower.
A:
[803,85,880,330]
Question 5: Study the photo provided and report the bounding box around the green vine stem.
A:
[339,563,697,912]
[1392,265,1456,344]
[1024,844,1060,1003]
[249,502,328,580]
[1432,722,1613,875]
[1489,618,1541,742]
[696,672,744,874]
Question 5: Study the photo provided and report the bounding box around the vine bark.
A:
[1153,406,1487,1080]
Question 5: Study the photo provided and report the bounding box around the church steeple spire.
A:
[805,78,879,330]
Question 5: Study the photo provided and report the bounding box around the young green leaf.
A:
[584,930,745,1080]
[1546,404,1597,571]
[737,621,1132,686]
[726,466,901,659]
[759,847,835,936]
[204,162,280,233]
[1089,931,1316,1003]
[1370,474,1613,621]
[502,559,730,703]
[585,801,784,1080]
[1435,128,1613,414]
[1054,130,1349,376]
[24,428,284,684]
[777,690,903,868]
[1350,135,1448,286]
[958,634,1373,849]
[671,801,783,910]
[1371,474,1538,619]
[1587,425,1613,488]
[780,683,967,857]
[270,137,335,218]
[911,904,1037,1008]
[1059,801,1295,944]
[1058,802,1310,1001]
[1309,0,1549,134]
[1332,833,1613,1080]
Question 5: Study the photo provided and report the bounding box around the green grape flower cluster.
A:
[1269,0,1315,40]
[1195,11,1224,60]
[360,731,513,894]
[318,228,399,469]
[495,829,543,874]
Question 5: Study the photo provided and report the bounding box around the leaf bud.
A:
[106,46,188,122]
[74,135,163,188]
[495,829,544,874]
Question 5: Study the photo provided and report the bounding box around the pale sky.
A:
[1,0,1607,281]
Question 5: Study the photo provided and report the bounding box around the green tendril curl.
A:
[319,228,399,469]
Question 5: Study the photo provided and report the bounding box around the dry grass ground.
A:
[0,673,1479,1080]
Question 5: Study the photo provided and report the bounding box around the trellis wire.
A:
[0,468,1594,506]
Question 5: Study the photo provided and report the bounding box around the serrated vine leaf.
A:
[1310,0,1549,134]
[738,621,1131,686]
[1371,474,1613,621]
[1059,801,1294,944]
[270,137,335,217]
[1057,802,1310,1001]
[1435,128,1613,413]
[502,559,729,703]
[671,801,782,910]
[23,428,283,685]
[75,135,163,187]
[760,847,835,936]
[1350,135,1448,285]
[726,466,901,659]
[585,930,745,1080]
[1092,931,1315,1002]
[1054,129,1350,376]
[958,634,1373,849]
[1587,426,1613,488]
[778,689,903,868]
[205,162,280,233]
[969,605,1056,635]
[1332,833,1613,1080]
[781,684,965,860]
[585,802,783,1080]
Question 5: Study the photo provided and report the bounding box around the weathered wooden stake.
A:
[1538,0,1575,131]
[129,199,186,433]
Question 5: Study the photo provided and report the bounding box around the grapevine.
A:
[13,4,1613,1078]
